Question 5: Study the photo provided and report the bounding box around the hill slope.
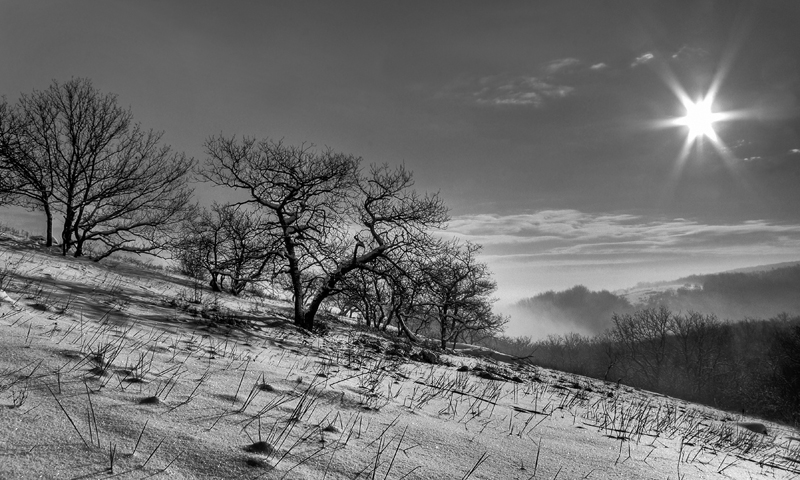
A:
[1,244,798,479]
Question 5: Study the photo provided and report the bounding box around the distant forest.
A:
[483,310,800,425]
[492,265,800,425]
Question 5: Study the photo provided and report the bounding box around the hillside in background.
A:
[513,285,634,335]
[515,262,800,333]
[637,263,800,320]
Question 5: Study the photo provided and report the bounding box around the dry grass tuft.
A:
[244,440,275,455]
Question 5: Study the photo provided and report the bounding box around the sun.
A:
[675,96,721,142]
[654,83,743,168]
[677,97,719,141]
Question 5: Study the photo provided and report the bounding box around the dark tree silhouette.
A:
[610,307,674,390]
[203,136,447,331]
[418,241,507,349]
[0,96,57,244]
[335,243,435,341]
[176,203,281,295]
[1,79,194,259]
[772,322,800,420]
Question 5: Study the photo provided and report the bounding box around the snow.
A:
[0,246,798,479]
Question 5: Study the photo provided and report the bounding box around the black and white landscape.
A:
[1,1,799,478]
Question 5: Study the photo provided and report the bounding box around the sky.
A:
[2,1,800,338]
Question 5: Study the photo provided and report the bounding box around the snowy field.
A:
[1,239,799,479]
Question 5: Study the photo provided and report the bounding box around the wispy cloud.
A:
[442,56,611,108]
[545,57,613,76]
[444,74,574,107]
[444,210,800,262]
[670,45,709,61]
[631,52,654,67]
[544,57,581,75]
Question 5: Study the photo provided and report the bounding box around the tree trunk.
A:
[209,274,221,292]
[61,207,75,256]
[303,286,329,331]
[303,265,352,331]
[397,316,418,343]
[230,279,247,296]
[283,236,307,328]
[380,311,392,331]
[73,230,85,258]
[439,307,448,350]
[72,205,87,257]
[291,270,305,327]
[43,203,53,247]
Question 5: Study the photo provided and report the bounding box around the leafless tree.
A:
[0,97,57,243]
[1,79,194,259]
[417,241,507,349]
[672,311,730,397]
[176,206,227,290]
[334,243,435,342]
[611,306,674,390]
[203,136,448,331]
[336,266,392,329]
[176,204,280,295]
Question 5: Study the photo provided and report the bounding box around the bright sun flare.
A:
[677,97,719,141]
[655,45,753,175]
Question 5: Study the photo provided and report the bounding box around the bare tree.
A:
[387,257,437,342]
[215,204,282,295]
[772,323,800,419]
[176,206,228,291]
[0,96,57,243]
[335,243,434,341]
[672,311,730,398]
[1,79,194,259]
[203,136,447,331]
[417,241,506,349]
[611,307,674,390]
[176,204,280,295]
[66,136,194,260]
[336,266,392,329]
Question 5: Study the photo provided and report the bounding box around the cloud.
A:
[544,57,581,75]
[444,210,800,261]
[791,149,800,154]
[445,74,574,107]
[545,58,611,76]
[631,52,654,67]
[447,210,640,241]
[671,45,709,61]
[442,57,611,108]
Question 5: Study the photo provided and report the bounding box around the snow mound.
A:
[0,290,16,303]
